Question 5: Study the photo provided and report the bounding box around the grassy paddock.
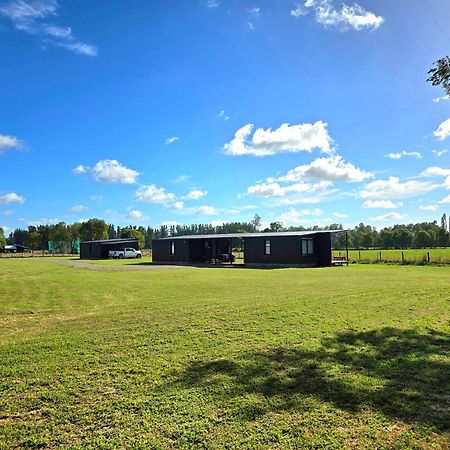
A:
[333,247,450,264]
[0,259,449,449]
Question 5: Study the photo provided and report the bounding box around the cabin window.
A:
[170,241,175,255]
[301,238,314,256]
[264,239,271,255]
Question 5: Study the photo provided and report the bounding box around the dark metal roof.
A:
[80,238,139,245]
[154,230,342,241]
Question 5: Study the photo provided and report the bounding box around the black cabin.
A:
[152,231,334,267]
[80,238,139,260]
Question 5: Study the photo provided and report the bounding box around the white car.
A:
[109,248,142,259]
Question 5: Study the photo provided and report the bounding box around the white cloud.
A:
[223,121,333,156]
[196,205,217,215]
[432,95,449,103]
[432,149,448,157]
[360,177,439,200]
[126,210,145,220]
[0,134,24,154]
[249,7,260,15]
[439,194,450,204]
[247,21,255,31]
[1,209,15,216]
[0,0,98,56]
[362,200,400,209]
[419,205,437,212]
[184,189,207,200]
[276,208,324,226]
[333,212,348,218]
[70,204,88,212]
[89,195,102,201]
[272,155,372,183]
[73,164,88,174]
[385,151,422,160]
[292,0,384,31]
[369,212,407,222]
[135,184,175,204]
[0,192,25,205]
[89,160,140,184]
[434,118,450,140]
[218,110,229,121]
[173,174,190,183]
[247,180,331,198]
[206,0,219,8]
[170,201,184,210]
[227,209,240,214]
[420,166,450,177]
[165,136,179,145]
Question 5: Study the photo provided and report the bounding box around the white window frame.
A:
[170,241,175,255]
[264,239,271,255]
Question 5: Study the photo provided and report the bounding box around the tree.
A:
[413,230,432,249]
[428,56,450,96]
[441,213,448,232]
[0,227,6,250]
[361,232,373,249]
[394,227,413,249]
[269,221,284,232]
[79,219,108,241]
[26,232,42,251]
[380,229,395,249]
[121,228,145,249]
[49,223,71,253]
[251,214,261,231]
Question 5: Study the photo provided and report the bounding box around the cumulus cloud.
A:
[276,208,323,225]
[362,200,401,209]
[165,136,179,145]
[74,160,140,184]
[420,166,450,177]
[419,205,437,212]
[369,212,407,222]
[0,192,25,204]
[184,189,207,200]
[333,212,348,218]
[196,205,217,215]
[70,204,88,212]
[385,151,422,160]
[0,133,24,154]
[223,121,333,156]
[434,118,450,140]
[360,177,439,200]
[170,201,184,210]
[126,210,146,220]
[135,184,175,204]
[0,0,98,56]
[291,0,384,31]
[271,155,372,183]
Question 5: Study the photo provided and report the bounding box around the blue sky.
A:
[1,0,450,233]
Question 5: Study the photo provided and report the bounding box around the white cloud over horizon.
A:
[70,204,88,212]
[184,189,207,201]
[73,160,140,184]
[135,184,175,204]
[360,177,439,200]
[223,121,333,156]
[385,151,422,160]
[362,200,401,209]
[369,212,407,222]
[196,205,217,215]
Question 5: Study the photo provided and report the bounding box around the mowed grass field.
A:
[333,248,450,264]
[0,260,449,449]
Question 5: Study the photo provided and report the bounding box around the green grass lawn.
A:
[1,259,449,449]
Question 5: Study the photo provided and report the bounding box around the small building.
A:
[80,238,139,260]
[152,231,338,267]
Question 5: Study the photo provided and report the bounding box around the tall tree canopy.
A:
[428,56,450,96]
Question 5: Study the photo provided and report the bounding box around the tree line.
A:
[1,214,449,252]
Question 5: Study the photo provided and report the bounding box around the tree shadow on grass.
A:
[169,328,450,430]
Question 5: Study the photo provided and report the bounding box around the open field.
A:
[333,248,450,264]
[0,259,449,449]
